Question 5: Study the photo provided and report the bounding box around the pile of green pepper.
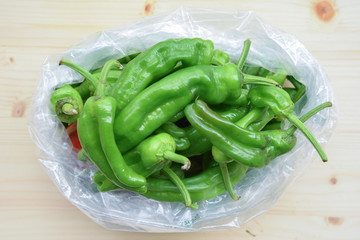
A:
[51,38,332,208]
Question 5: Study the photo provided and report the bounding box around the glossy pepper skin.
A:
[178,105,249,157]
[77,60,146,189]
[184,100,297,168]
[248,85,327,161]
[110,38,227,111]
[114,63,243,153]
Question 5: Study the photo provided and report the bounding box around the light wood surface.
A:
[1,0,359,239]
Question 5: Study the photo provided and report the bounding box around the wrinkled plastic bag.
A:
[27,7,337,232]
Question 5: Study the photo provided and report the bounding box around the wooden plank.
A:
[1,0,360,239]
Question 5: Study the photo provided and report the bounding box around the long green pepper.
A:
[77,60,146,189]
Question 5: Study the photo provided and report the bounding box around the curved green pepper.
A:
[248,85,327,161]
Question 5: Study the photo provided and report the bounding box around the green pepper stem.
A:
[219,162,239,200]
[163,151,191,170]
[161,165,196,208]
[60,59,99,89]
[237,39,251,70]
[61,103,78,115]
[95,60,121,97]
[243,74,281,86]
[286,102,332,136]
[285,102,332,161]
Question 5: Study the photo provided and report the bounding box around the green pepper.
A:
[211,106,268,199]
[247,76,306,131]
[123,132,191,177]
[123,132,195,208]
[184,99,331,167]
[248,85,327,161]
[77,60,146,189]
[114,63,244,153]
[50,84,83,124]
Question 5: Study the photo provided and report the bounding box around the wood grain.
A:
[1,0,359,239]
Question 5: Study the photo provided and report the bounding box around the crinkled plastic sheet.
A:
[27,7,337,232]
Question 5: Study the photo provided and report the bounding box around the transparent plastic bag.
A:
[27,7,337,232]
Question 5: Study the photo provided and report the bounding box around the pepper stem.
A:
[60,59,99,89]
[163,151,191,170]
[284,102,332,162]
[161,165,197,209]
[95,60,122,97]
[243,74,281,86]
[219,162,239,200]
[61,103,78,115]
[237,39,251,70]
[286,102,332,136]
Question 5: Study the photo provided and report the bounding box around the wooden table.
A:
[1,0,359,239]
